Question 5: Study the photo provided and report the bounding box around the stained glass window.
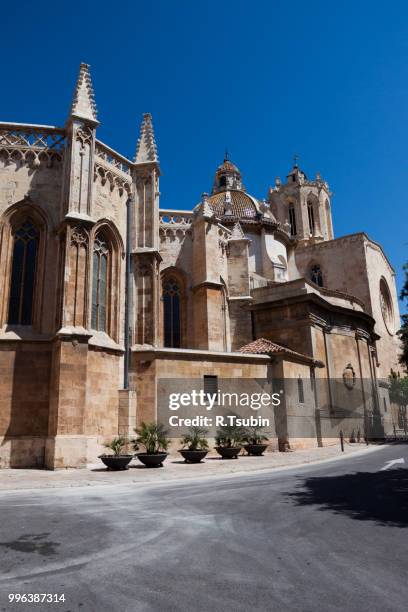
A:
[163,278,181,348]
[91,235,109,332]
[8,220,39,325]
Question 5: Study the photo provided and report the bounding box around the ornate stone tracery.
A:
[94,142,132,196]
[76,126,93,147]
[94,162,131,196]
[0,124,65,169]
[70,225,88,247]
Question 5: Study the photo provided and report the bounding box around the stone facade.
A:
[0,64,402,468]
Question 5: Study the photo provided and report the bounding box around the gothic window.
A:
[219,176,227,187]
[310,265,323,287]
[288,204,297,236]
[379,278,394,334]
[91,234,110,332]
[163,277,181,348]
[307,202,315,235]
[7,220,39,325]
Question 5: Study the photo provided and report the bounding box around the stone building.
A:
[0,64,402,468]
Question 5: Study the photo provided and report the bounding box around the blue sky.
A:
[1,1,407,300]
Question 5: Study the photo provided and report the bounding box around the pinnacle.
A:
[229,221,245,240]
[70,63,98,123]
[199,193,214,219]
[135,113,159,163]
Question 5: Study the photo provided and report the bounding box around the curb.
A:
[0,444,389,494]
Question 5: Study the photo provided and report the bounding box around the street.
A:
[0,443,407,612]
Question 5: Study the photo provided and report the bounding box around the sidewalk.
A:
[0,443,386,492]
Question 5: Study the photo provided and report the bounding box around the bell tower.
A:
[212,154,244,193]
[269,161,334,245]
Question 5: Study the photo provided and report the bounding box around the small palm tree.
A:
[242,426,270,445]
[181,427,209,451]
[215,423,245,448]
[133,422,170,455]
[103,436,129,456]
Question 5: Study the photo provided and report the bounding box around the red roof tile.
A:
[239,338,324,367]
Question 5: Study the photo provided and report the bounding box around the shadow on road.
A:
[288,468,408,528]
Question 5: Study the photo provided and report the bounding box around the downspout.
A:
[123,196,132,390]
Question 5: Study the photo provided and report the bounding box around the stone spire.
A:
[135,113,159,163]
[70,63,98,124]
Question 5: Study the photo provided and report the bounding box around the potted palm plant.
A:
[133,422,170,468]
[99,436,133,470]
[215,423,245,459]
[242,426,270,456]
[179,427,209,463]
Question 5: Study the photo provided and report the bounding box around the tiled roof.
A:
[239,338,324,367]
[208,190,258,218]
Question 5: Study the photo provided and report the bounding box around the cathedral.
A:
[0,64,402,468]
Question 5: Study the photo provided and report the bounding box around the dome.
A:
[208,190,259,219]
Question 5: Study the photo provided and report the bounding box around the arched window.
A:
[163,277,181,348]
[307,201,315,235]
[379,278,394,334]
[8,219,39,325]
[310,264,323,287]
[91,233,110,332]
[288,204,297,236]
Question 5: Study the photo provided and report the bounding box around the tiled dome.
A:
[208,190,259,218]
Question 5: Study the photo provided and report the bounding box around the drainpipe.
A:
[123,196,132,390]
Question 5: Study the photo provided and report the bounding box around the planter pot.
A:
[136,452,168,468]
[178,449,208,463]
[244,444,268,456]
[215,446,241,459]
[99,455,133,471]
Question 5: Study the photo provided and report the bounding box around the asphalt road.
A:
[0,444,407,612]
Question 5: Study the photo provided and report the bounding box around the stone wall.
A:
[295,233,401,377]
[0,341,52,467]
